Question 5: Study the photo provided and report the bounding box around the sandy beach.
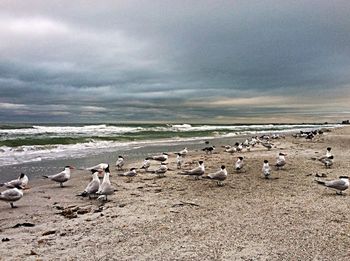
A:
[1,126,350,260]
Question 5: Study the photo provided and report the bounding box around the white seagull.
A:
[203,165,228,186]
[115,156,125,170]
[97,169,115,201]
[0,173,29,189]
[43,166,74,187]
[140,158,151,171]
[261,141,273,150]
[262,160,271,179]
[275,153,286,169]
[146,153,169,162]
[118,168,137,178]
[179,160,205,179]
[86,163,109,172]
[0,185,24,208]
[176,153,184,169]
[235,157,244,172]
[316,176,349,195]
[78,170,101,199]
[320,156,334,168]
[317,147,332,161]
[152,163,168,177]
[178,147,188,157]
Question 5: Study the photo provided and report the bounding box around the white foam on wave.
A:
[0,123,341,166]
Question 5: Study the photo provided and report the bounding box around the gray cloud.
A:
[0,0,350,123]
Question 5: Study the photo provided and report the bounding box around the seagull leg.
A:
[60,183,64,188]
[10,203,17,208]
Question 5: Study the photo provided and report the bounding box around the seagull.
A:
[235,157,244,172]
[202,165,228,186]
[0,173,29,189]
[249,137,258,147]
[316,176,349,195]
[0,185,24,208]
[320,156,334,168]
[262,142,273,150]
[243,139,249,147]
[317,147,332,161]
[86,163,109,172]
[225,146,237,153]
[118,168,137,178]
[115,156,125,170]
[146,153,168,162]
[140,158,151,171]
[235,142,243,152]
[97,168,115,201]
[152,163,168,177]
[202,146,215,154]
[262,160,271,179]
[176,153,184,169]
[275,153,286,169]
[43,166,74,187]
[77,170,101,199]
[178,147,188,157]
[179,160,205,179]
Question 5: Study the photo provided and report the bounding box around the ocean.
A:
[0,123,340,181]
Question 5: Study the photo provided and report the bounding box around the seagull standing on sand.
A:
[97,167,115,201]
[275,153,286,170]
[262,141,273,150]
[43,166,74,187]
[118,168,137,178]
[178,147,188,157]
[86,163,109,172]
[235,157,244,172]
[78,170,101,199]
[140,158,151,171]
[0,173,29,188]
[235,142,243,152]
[223,145,236,154]
[146,153,168,162]
[203,165,228,186]
[262,160,271,179]
[316,176,349,195]
[202,146,215,154]
[318,147,332,161]
[0,185,24,208]
[176,153,183,169]
[115,156,125,170]
[320,156,334,168]
[153,163,168,177]
[179,160,205,179]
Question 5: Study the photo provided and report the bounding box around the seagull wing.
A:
[208,170,226,181]
[325,180,348,190]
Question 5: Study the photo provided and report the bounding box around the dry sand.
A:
[1,126,350,260]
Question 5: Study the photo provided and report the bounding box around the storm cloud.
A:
[0,0,349,123]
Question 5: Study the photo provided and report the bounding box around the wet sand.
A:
[0,126,350,260]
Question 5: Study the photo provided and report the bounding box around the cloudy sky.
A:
[0,0,349,123]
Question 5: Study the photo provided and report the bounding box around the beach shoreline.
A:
[0,123,338,182]
[0,126,349,260]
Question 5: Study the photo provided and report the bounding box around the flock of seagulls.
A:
[0,130,348,208]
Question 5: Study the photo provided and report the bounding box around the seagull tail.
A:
[0,183,4,187]
[42,175,49,179]
[202,176,211,179]
[315,179,326,186]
